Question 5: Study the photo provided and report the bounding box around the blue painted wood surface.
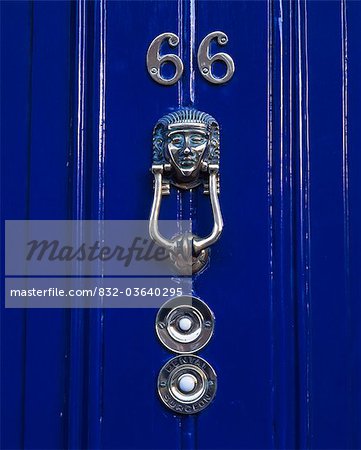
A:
[1,1,360,449]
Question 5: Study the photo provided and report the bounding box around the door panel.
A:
[195,2,272,449]
[307,2,361,448]
[1,2,72,449]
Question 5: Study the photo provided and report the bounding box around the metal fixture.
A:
[197,31,235,84]
[146,32,183,86]
[149,108,223,273]
[146,31,235,86]
[156,296,215,354]
[157,354,217,414]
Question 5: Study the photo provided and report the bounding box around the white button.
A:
[178,375,196,393]
[178,317,192,332]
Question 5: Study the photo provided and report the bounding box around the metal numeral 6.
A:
[146,31,235,86]
[197,31,235,84]
[146,32,184,86]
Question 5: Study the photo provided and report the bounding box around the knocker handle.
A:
[193,165,223,254]
[149,108,224,274]
[149,165,176,252]
[149,165,223,274]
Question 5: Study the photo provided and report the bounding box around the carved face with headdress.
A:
[153,109,220,188]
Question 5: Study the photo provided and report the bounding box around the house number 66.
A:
[146,31,235,86]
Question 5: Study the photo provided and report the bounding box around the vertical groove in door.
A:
[178,0,196,108]
[184,0,196,107]
[88,0,107,448]
[179,415,198,450]
[345,2,361,446]
[267,1,276,447]
[177,0,197,237]
[269,0,314,448]
[178,1,197,449]
[22,1,35,448]
[341,1,353,448]
[268,1,298,448]
[177,0,183,108]
[294,0,312,447]
[68,0,88,447]
[68,0,107,447]
[189,0,196,106]
[266,1,275,446]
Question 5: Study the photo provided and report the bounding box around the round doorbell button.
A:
[157,354,217,414]
[155,295,215,354]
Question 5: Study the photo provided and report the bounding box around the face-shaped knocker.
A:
[167,130,207,178]
[149,109,223,273]
[152,108,220,189]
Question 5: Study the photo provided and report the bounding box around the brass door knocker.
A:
[149,108,223,273]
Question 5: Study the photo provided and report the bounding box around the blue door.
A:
[1,1,360,449]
